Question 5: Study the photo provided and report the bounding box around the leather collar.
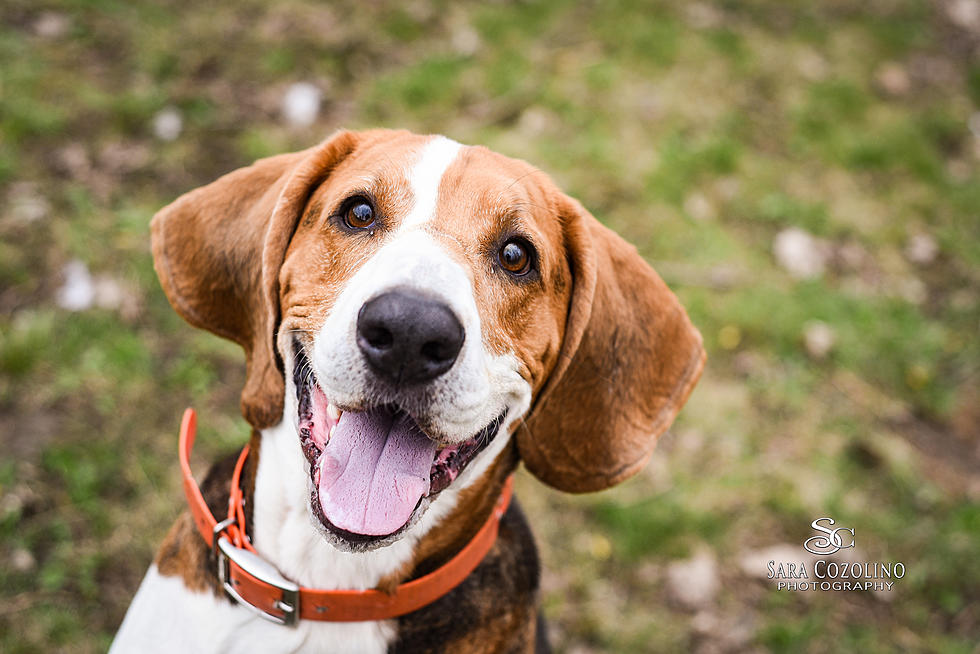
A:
[178,408,513,624]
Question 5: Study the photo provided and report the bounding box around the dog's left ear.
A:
[517,196,706,493]
[151,130,361,428]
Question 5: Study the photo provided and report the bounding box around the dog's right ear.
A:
[516,195,705,493]
[151,130,361,428]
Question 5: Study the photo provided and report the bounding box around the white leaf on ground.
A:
[773,227,829,280]
[153,107,183,141]
[905,233,939,265]
[803,321,836,360]
[56,260,96,311]
[667,549,720,610]
[282,82,322,127]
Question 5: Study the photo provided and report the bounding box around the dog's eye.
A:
[344,200,376,229]
[498,239,533,276]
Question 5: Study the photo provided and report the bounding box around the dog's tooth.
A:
[327,403,340,421]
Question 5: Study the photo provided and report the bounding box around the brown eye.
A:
[498,239,532,275]
[345,200,375,229]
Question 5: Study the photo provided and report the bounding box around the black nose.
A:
[356,290,465,385]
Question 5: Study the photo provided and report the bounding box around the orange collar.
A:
[177,408,513,625]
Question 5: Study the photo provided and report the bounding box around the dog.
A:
[110,129,705,653]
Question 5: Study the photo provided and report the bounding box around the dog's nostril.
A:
[421,339,454,363]
[363,326,394,350]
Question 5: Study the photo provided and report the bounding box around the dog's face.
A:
[278,135,569,545]
[152,130,704,551]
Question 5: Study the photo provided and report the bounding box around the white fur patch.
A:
[399,136,461,231]
[110,565,393,654]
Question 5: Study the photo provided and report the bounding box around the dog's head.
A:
[152,129,704,551]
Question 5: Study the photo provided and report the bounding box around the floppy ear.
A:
[151,130,361,428]
[516,196,706,493]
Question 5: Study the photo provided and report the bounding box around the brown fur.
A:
[517,196,706,492]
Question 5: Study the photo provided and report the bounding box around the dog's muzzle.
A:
[294,339,504,549]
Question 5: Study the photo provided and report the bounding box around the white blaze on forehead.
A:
[399,136,462,232]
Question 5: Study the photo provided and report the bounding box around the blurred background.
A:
[1,1,978,652]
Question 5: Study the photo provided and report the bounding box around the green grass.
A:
[589,492,728,560]
[1,0,978,651]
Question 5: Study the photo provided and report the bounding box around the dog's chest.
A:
[112,564,393,654]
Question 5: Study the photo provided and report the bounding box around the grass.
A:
[1,0,978,651]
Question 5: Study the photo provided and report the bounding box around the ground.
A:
[1,1,978,652]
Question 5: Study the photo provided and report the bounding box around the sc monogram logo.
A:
[803,517,855,555]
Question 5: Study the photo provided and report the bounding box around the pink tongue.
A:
[317,407,436,536]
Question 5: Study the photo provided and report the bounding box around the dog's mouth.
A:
[293,344,503,545]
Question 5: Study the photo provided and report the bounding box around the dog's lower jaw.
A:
[306,488,434,554]
[299,409,508,553]
[289,339,527,552]
[250,416,421,592]
[249,389,523,581]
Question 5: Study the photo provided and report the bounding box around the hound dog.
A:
[111,129,705,653]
